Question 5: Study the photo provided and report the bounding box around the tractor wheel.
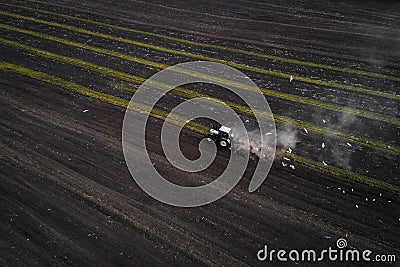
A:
[219,140,227,147]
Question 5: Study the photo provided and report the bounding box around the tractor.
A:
[207,126,233,148]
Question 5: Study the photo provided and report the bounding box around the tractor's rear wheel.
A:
[219,140,227,147]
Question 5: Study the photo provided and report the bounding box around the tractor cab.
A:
[207,126,233,148]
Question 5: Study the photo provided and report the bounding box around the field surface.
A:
[1,0,399,265]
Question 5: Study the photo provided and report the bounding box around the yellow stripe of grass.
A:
[118,84,400,156]
[2,24,400,129]
[2,37,399,156]
[286,153,400,193]
[1,10,400,102]
[0,61,208,134]
[1,61,399,194]
[5,3,400,83]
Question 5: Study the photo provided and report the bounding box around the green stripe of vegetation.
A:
[1,10,400,103]
[5,3,400,83]
[1,61,399,194]
[1,23,400,129]
[2,37,399,156]
[0,61,208,134]
[287,153,400,193]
